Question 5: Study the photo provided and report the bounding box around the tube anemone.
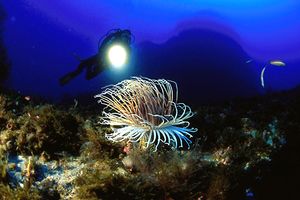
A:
[95,77,197,151]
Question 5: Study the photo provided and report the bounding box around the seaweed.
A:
[0,184,41,200]
[0,85,299,199]
[75,145,207,200]
[80,124,123,160]
[0,104,84,158]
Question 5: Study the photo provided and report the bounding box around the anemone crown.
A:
[95,77,197,151]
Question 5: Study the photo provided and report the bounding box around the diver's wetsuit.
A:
[59,29,132,86]
[59,54,103,85]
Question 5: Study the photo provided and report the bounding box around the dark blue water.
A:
[1,1,300,102]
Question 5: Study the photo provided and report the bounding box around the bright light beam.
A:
[107,44,128,69]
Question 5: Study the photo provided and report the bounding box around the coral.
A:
[95,77,197,151]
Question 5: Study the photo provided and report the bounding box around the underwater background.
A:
[0,1,300,199]
[2,0,300,102]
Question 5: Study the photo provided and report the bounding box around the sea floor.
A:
[0,87,299,200]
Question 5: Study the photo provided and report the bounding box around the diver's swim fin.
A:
[59,73,75,86]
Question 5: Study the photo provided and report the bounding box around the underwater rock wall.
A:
[137,29,260,104]
[0,3,10,85]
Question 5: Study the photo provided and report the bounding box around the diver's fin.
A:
[59,73,74,86]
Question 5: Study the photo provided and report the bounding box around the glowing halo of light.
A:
[107,44,128,69]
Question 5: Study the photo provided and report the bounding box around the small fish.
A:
[260,60,286,88]
[260,66,266,88]
[270,60,285,66]
[246,59,253,64]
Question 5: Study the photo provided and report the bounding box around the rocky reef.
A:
[0,87,299,199]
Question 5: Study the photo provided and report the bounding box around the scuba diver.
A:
[59,29,133,86]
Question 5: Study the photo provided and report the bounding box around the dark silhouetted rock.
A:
[136,28,260,104]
